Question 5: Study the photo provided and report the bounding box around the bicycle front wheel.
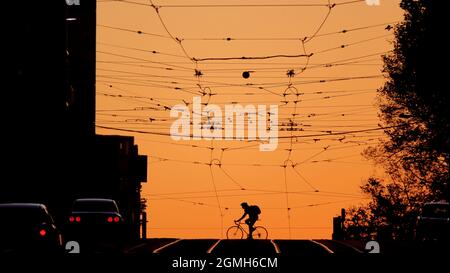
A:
[253,226,268,239]
[226,226,244,239]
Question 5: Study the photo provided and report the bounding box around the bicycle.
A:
[226,220,268,239]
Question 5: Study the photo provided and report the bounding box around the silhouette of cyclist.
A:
[235,202,260,239]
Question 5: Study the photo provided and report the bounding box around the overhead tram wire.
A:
[97,42,188,59]
[96,0,397,238]
[97,24,171,39]
[96,50,193,71]
[148,0,196,65]
[152,51,387,73]
[117,0,366,8]
[98,69,384,90]
[304,0,334,44]
[95,124,412,141]
[189,31,393,63]
[143,187,365,199]
[180,21,397,41]
[207,139,225,238]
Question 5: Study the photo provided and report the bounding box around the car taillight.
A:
[107,216,113,223]
[69,216,75,223]
[114,216,120,223]
[75,216,81,222]
[39,229,46,236]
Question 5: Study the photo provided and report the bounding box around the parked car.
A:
[416,201,449,241]
[66,198,124,244]
[0,203,63,254]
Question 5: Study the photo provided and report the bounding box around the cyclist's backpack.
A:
[250,205,261,215]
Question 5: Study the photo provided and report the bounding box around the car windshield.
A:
[72,200,118,212]
[0,207,52,226]
[422,204,449,218]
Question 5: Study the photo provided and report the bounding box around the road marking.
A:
[206,239,222,254]
[270,240,281,254]
[153,239,183,254]
[124,242,148,254]
[310,240,334,254]
[332,240,364,254]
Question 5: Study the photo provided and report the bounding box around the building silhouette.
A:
[2,1,147,241]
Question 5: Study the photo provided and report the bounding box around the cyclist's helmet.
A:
[241,202,249,208]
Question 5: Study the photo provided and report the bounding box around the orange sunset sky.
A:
[95,0,403,239]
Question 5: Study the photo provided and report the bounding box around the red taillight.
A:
[39,229,46,236]
[75,216,81,222]
[107,216,113,223]
[113,216,120,223]
[69,216,74,223]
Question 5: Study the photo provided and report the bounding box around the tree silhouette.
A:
[345,178,431,240]
[377,0,449,199]
[345,0,449,240]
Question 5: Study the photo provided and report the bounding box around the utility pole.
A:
[141,198,148,240]
[142,211,147,239]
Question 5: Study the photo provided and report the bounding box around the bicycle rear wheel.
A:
[226,226,244,239]
[253,226,268,239]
